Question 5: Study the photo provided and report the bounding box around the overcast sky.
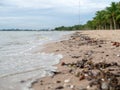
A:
[0,0,119,29]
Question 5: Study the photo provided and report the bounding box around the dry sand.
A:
[32,30,120,90]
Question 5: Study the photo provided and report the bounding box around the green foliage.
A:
[55,1,120,31]
[54,25,85,31]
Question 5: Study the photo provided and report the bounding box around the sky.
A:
[0,0,119,29]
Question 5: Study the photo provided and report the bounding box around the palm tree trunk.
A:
[105,24,107,30]
[99,25,100,30]
[113,17,116,30]
[109,19,113,30]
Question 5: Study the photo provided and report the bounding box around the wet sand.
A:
[32,30,120,90]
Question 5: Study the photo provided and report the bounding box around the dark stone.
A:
[56,81,61,83]
[55,86,64,89]
[106,55,109,57]
[31,80,38,85]
[98,45,102,47]
[20,80,26,83]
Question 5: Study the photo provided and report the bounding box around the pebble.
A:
[117,54,120,57]
[98,45,102,47]
[79,75,85,81]
[64,79,70,83]
[101,78,105,81]
[87,85,90,89]
[101,82,109,90]
[55,86,64,89]
[20,80,25,83]
[70,85,74,89]
[63,83,70,88]
[75,72,80,77]
[56,81,61,83]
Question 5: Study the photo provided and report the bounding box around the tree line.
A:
[55,2,120,30]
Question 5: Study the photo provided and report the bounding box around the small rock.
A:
[101,51,105,53]
[106,55,109,57]
[117,54,120,57]
[98,45,102,47]
[101,82,109,90]
[56,81,61,83]
[20,80,25,83]
[31,80,38,85]
[55,86,64,89]
[64,79,70,83]
[87,85,90,89]
[68,69,73,73]
[56,49,59,52]
[63,84,70,88]
[101,78,105,81]
[70,85,74,89]
[61,62,66,66]
[75,72,80,77]
[79,75,85,81]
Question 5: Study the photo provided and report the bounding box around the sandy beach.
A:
[32,30,120,90]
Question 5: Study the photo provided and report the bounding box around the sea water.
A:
[0,31,72,90]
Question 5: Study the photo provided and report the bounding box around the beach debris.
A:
[51,71,61,75]
[55,49,60,52]
[75,71,81,77]
[61,62,66,66]
[55,86,64,89]
[111,41,120,47]
[71,56,81,58]
[33,32,120,90]
[117,54,120,57]
[64,79,70,83]
[63,83,72,88]
[98,45,102,47]
[79,74,85,81]
[51,71,62,78]
[31,80,38,86]
[61,58,120,90]
[61,59,119,70]
[101,81,109,90]
[56,81,61,83]
[69,32,106,47]
[20,80,26,83]
[70,85,74,89]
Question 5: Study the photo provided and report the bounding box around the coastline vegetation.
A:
[55,2,120,30]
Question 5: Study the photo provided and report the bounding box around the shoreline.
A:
[32,30,120,90]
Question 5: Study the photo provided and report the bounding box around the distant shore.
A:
[32,30,120,90]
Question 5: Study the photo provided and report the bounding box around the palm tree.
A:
[116,2,120,29]
[100,10,109,30]
[95,11,106,29]
[106,2,117,30]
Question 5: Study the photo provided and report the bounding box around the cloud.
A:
[0,0,119,29]
[0,0,114,13]
[0,0,118,14]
